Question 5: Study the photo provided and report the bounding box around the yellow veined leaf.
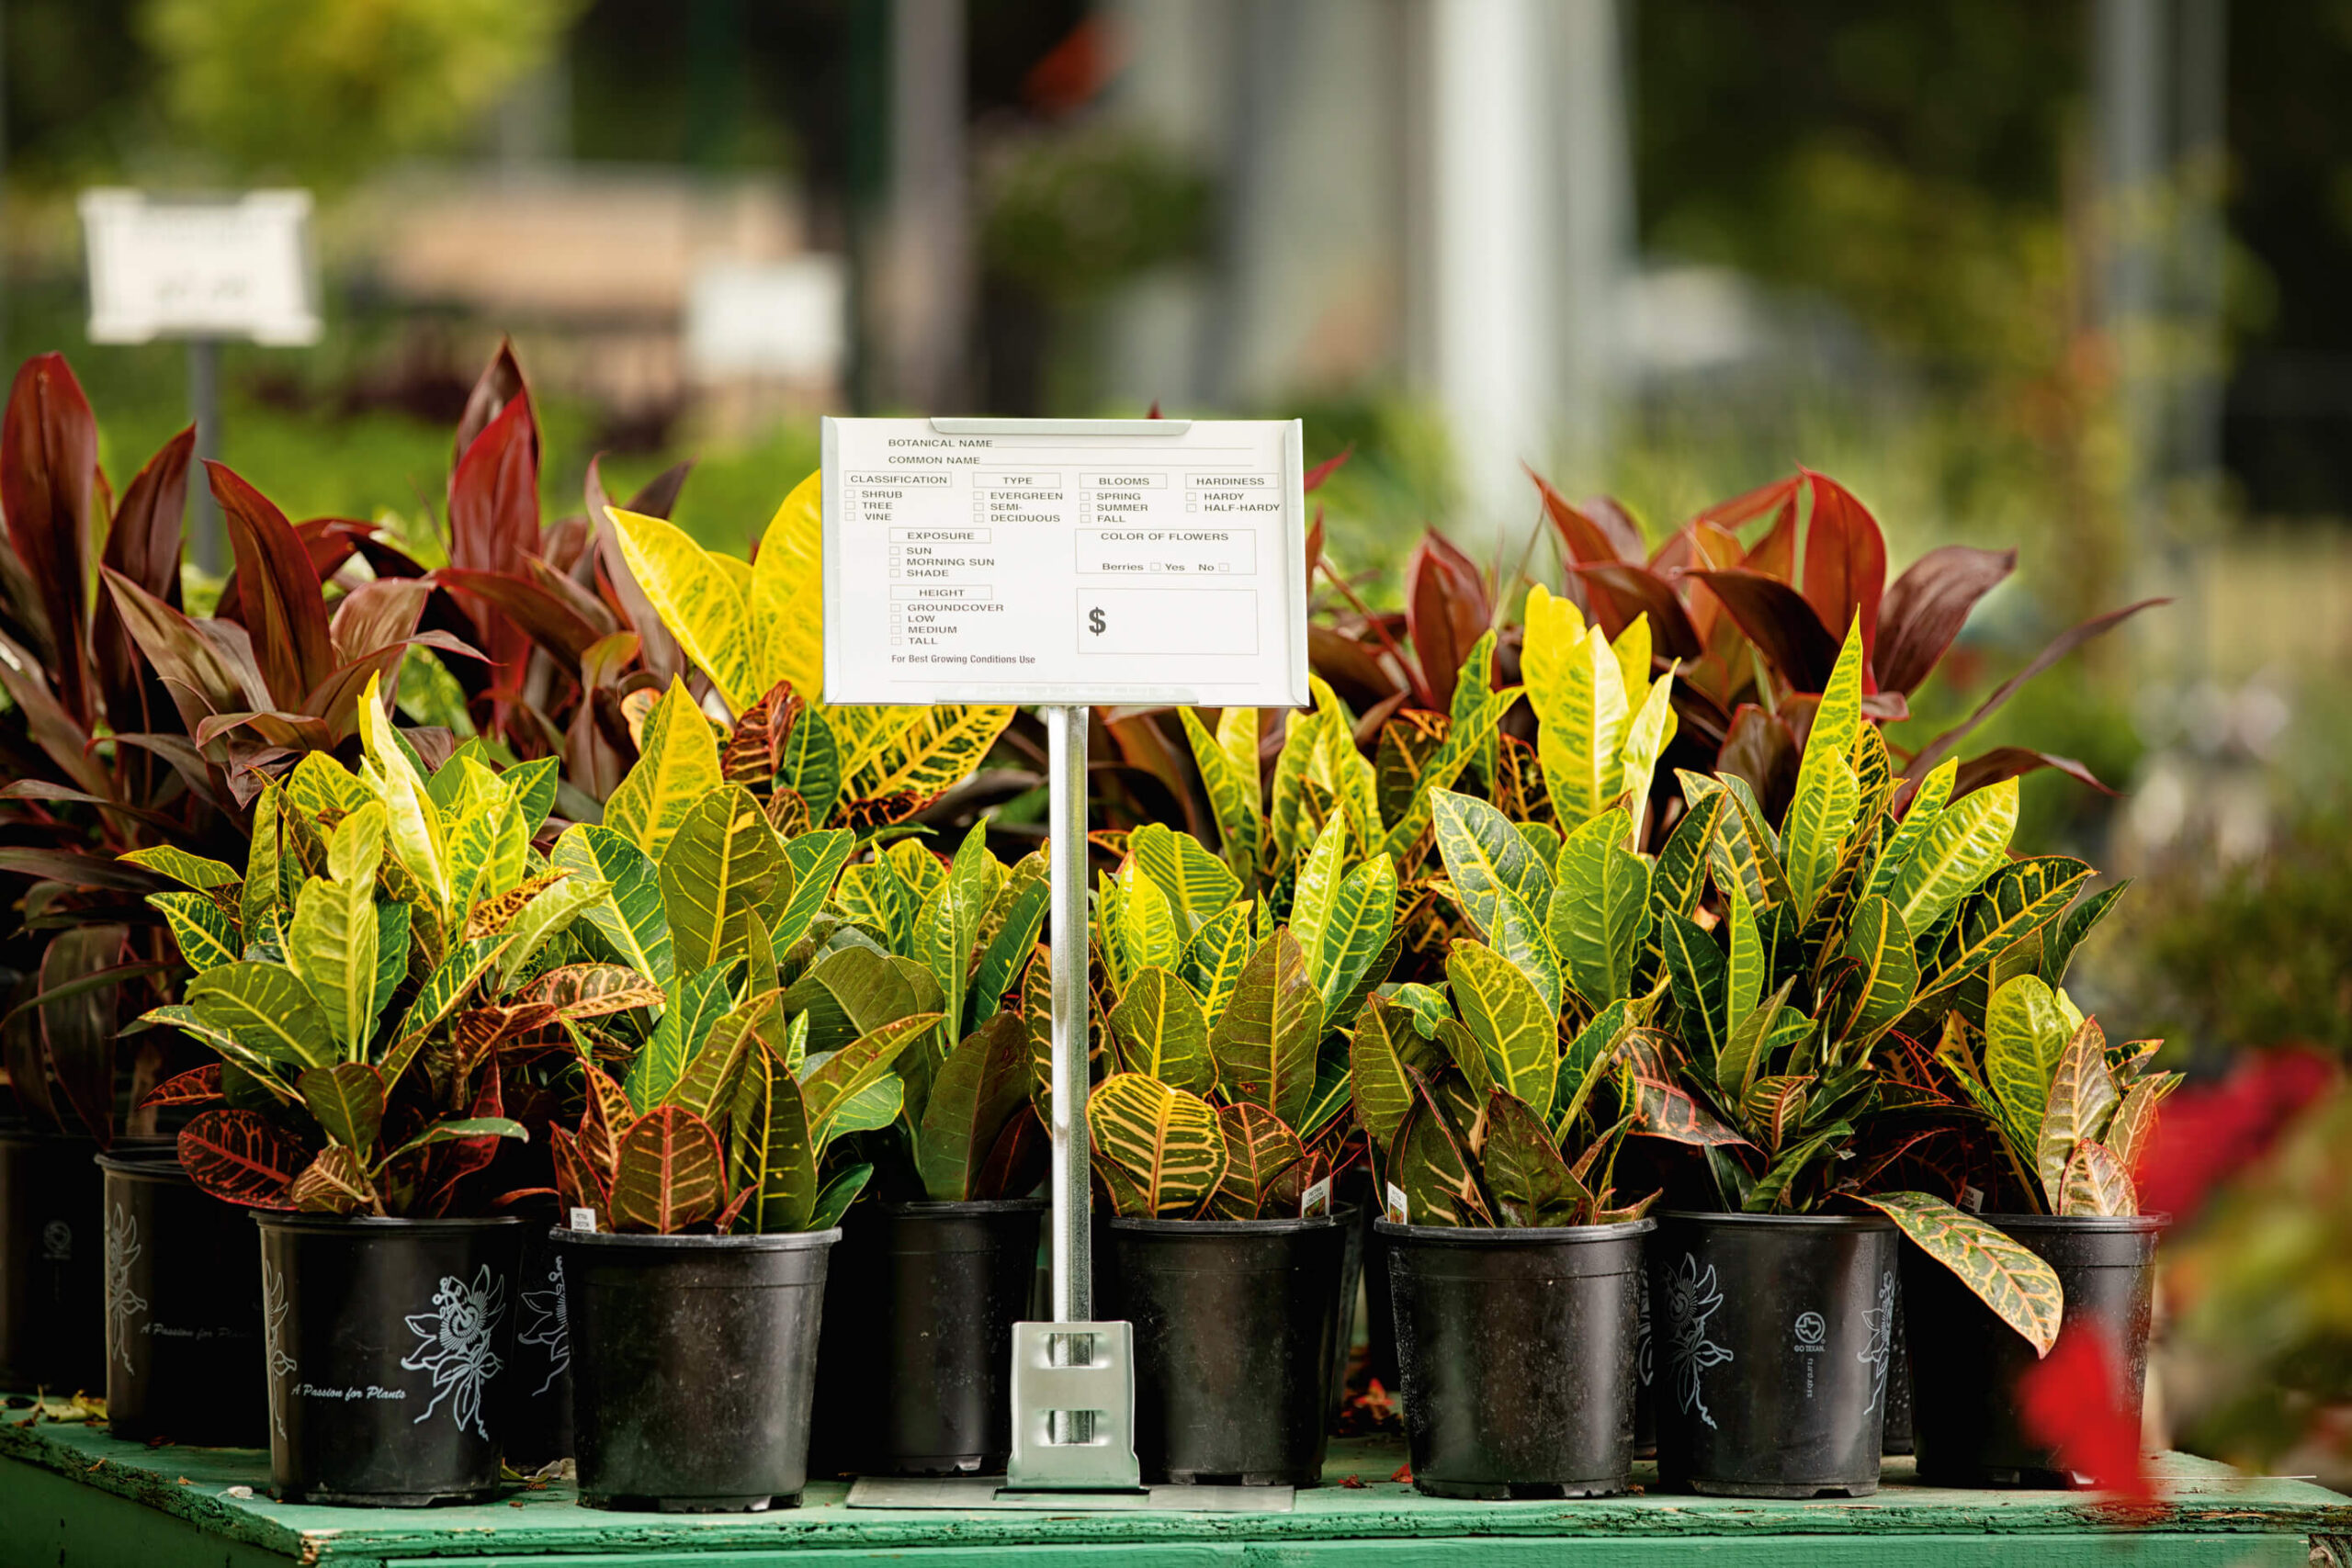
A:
[1546,808,1650,1005]
[2036,1014,2119,1209]
[1615,662,1679,822]
[1985,973,2068,1160]
[749,470,824,704]
[1106,965,1216,1095]
[2057,1141,2135,1217]
[1382,685,1521,868]
[659,785,790,978]
[1811,616,1868,768]
[1726,883,1764,1031]
[604,679,724,863]
[285,751,370,819]
[1179,707,1263,886]
[122,845,241,894]
[1307,677,1380,843]
[1446,939,1558,1121]
[608,505,760,716]
[1535,622,1631,829]
[1128,822,1242,937]
[1519,582,1588,705]
[149,892,240,972]
[1216,706,1261,807]
[835,703,1014,803]
[1782,748,1860,919]
[1182,905,1253,1026]
[1115,857,1184,975]
[1864,758,1956,904]
[1315,853,1398,1022]
[1206,931,1323,1130]
[1287,815,1351,982]
[1610,614,1653,712]
[1859,1191,2063,1355]
[1886,777,2018,935]
[1087,1072,1229,1218]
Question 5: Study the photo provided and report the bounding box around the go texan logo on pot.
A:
[1792,1308,1828,1401]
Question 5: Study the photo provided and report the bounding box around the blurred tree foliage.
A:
[139,0,583,188]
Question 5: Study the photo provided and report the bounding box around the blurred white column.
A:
[887,0,970,412]
[1430,0,1555,540]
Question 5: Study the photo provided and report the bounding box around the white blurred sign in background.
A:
[79,189,322,346]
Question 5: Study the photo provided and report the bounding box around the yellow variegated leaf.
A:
[1087,1072,1229,1218]
[1611,614,1652,711]
[1615,660,1678,818]
[749,470,825,703]
[1887,776,2018,935]
[1179,707,1263,885]
[835,704,1014,803]
[1115,857,1184,975]
[1527,588,1630,829]
[604,679,723,863]
[608,505,760,716]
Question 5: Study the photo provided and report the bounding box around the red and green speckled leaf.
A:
[177,1108,306,1208]
[609,1104,725,1234]
[1860,1190,2063,1355]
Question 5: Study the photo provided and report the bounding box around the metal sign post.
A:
[79,189,322,572]
[820,415,1308,1501]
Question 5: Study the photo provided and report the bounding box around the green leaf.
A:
[1660,911,1730,1065]
[494,874,611,992]
[630,961,742,1111]
[1547,810,1651,1005]
[1178,706,1263,886]
[1207,931,1324,1130]
[1644,792,1724,976]
[286,879,379,1057]
[1383,685,1520,864]
[151,891,240,973]
[1918,856,2092,1002]
[1985,974,2067,1159]
[827,1076,904,1138]
[915,822,997,1047]
[773,829,854,954]
[1839,896,1918,1043]
[728,1047,816,1233]
[1114,856,1183,976]
[605,679,724,861]
[1714,977,1797,1109]
[671,989,776,1125]
[918,1012,1031,1202]
[802,1011,937,1150]
[553,823,675,985]
[242,786,285,938]
[376,1116,529,1171]
[1555,998,1630,1135]
[1526,595,1630,829]
[189,962,337,1069]
[808,1162,874,1232]
[1445,940,1559,1122]
[1207,1100,1306,1220]
[1725,884,1764,1031]
[1393,1070,1494,1226]
[777,702,843,827]
[1782,740,1860,919]
[385,936,512,1082]
[1614,664,1679,814]
[1313,853,1398,1023]
[1348,998,1419,1147]
[1106,966,1216,1095]
[2044,881,2130,986]
[297,1063,385,1152]
[1130,823,1242,937]
[1863,759,1955,905]
[1887,776,2018,934]
[1182,904,1254,1026]
[1086,1072,1229,1218]
[1287,815,1350,979]
[970,851,1048,1022]
[2037,1015,2120,1209]
[1860,1191,2063,1355]
[123,846,240,893]
[1430,787,1555,940]
[1481,1089,1591,1227]
[660,785,789,978]
[2058,1140,2136,1216]
[1740,1120,1850,1213]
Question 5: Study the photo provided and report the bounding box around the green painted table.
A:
[6,1408,2349,1568]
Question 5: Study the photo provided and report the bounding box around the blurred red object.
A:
[2018,1329,2154,1504]
[1023,17,1120,116]
[2137,1047,2338,1224]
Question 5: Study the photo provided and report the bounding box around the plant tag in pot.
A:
[1385,1183,1408,1225]
[569,1207,598,1232]
[1300,1175,1333,1219]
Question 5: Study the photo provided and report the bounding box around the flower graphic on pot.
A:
[261,1260,296,1440]
[1666,1254,1734,1429]
[1859,1269,1895,1415]
[40,1219,72,1261]
[1634,1267,1654,1390]
[401,1266,505,1439]
[103,1203,147,1373]
[516,1261,569,1397]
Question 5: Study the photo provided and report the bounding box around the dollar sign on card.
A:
[1088,607,1105,637]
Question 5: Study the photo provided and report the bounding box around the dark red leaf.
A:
[448,393,541,727]
[1532,469,1642,563]
[102,568,263,736]
[1567,563,1704,657]
[141,1063,224,1110]
[0,354,100,724]
[1303,445,1352,492]
[209,463,336,709]
[1903,599,2170,781]
[455,338,532,468]
[1718,705,1800,825]
[435,567,605,667]
[1795,470,1888,676]
[1691,473,1801,533]
[1873,546,2017,695]
[624,460,694,519]
[1308,626,1405,713]
[1405,530,1491,709]
[178,1109,306,1208]
[1687,569,1842,693]
[93,425,195,739]
[1951,747,2113,800]
[609,1104,724,1234]
[213,517,367,626]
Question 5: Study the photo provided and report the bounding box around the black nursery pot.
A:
[254,1213,526,1506]
[1102,1211,1349,1486]
[557,1227,839,1512]
[0,1127,104,1392]
[1380,1217,1654,1498]
[501,1220,574,1469]
[1649,1212,1900,1498]
[815,1199,1043,1475]
[96,1148,266,1445]
[1904,1213,2163,1487]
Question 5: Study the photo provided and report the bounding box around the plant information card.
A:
[820,417,1309,706]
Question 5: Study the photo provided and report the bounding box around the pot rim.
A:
[878,1196,1049,1217]
[1106,1205,1355,1236]
[548,1225,842,1251]
[1374,1216,1656,1245]
[1977,1211,2169,1234]
[94,1151,193,1179]
[0,1122,101,1147]
[1659,1208,1895,1232]
[252,1211,529,1234]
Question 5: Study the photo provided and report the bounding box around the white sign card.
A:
[79,189,322,346]
[820,417,1310,707]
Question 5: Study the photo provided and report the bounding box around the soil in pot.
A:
[502,1218,574,1469]
[1101,1211,1349,1487]
[1648,1211,1899,1498]
[254,1213,526,1506]
[0,1126,105,1392]
[813,1199,1043,1476]
[557,1227,838,1511]
[97,1148,266,1445]
[1903,1213,2162,1486]
[1380,1217,1654,1498]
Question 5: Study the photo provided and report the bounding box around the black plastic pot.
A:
[1380,1217,1653,1498]
[1633,1262,1656,1457]
[502,1219,574,1469]
[1883,1295,1915,1455]
[1904,1213,2163,1486]
[1363,1218,1400,1393]
[1648,1212,1899,1498]
[0,1127,105,1392]
[557,1227,839,1511]
[96,1148,266,1445]
[254,1213,526,1506]
[1102,1211,1348,1486]
[814,1199,1043,1475]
